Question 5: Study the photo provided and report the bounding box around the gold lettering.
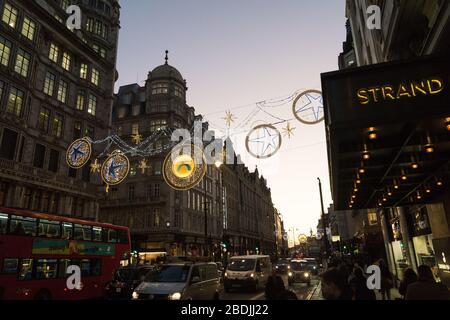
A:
[428,78,444,95]
[367,88,381,103]
[411,81,427,96]
[382,86,395,100]
[396,83,412,99]
[357,89,370,105]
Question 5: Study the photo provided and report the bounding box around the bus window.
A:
[71,259,90,276]
[58,259,71,278]
[93,226,102,242]
[36,259,58,279]
[38,219,61,238]
[0,213,8,234]
[18,259,33,280]
[91,259,102,276]
[2,258,18,273]
[62,222,73,239]
[117,229,129,244]
[102,228,117,243]
[74,224,92,241]
[9,215,36,236]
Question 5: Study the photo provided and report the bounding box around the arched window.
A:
[151,83,168,95]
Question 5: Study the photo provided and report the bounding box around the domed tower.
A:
[145,51,195,129]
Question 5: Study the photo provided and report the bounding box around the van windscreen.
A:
[228,259,256,271]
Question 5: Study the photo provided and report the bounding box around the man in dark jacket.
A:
[405,265,449,300]
[265,269,286,300]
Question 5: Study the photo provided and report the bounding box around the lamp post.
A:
[317,178,331,259]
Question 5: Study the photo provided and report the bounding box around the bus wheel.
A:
[34,289,52,300]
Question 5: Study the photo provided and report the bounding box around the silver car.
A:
[132,262,220,300]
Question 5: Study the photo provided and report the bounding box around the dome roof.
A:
[149,63,184,82]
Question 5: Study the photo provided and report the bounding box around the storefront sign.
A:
[357,77,444,105]
[432,237,450,287]
[321,55,450,128]
[32,239,115,256]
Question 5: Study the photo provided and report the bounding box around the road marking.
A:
[307,282,320,300]
[250,292,265,300]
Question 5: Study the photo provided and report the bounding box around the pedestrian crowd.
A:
[320,255,450,300]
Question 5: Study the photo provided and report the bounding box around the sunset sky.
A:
[115,0,347,239]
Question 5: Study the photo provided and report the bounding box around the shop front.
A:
[322,54,450,284]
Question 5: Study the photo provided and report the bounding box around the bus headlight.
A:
[132,291,139,300]
[169,292,182,300]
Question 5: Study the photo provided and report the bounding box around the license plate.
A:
[116,288,122,293]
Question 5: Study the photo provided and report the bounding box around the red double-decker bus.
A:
[0,207,130,300]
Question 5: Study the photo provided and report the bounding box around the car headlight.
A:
[169,292,182,300]
[276,266,279,269]
[250,273,254,278]
[224,272,228,278]
[304,273,310,277]
[313,266,316,269]
[288,272,293,277]
[132,291,139,300]
[287,266,291,269]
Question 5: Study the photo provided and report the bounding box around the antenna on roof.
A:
[165,50,169,64]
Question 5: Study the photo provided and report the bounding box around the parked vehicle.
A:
[224,255,272,292]
[105,265,157,300]
[132,262,220,300]
[288,260,311,286]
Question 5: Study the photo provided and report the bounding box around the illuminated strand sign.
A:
[357,77,444,105]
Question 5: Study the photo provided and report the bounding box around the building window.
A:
[57,80,68,103]
[154,161,162,175]
[174,86,184,98]
[146,184,152,199]
[48,149,59,173]
[128,185,135,201]
[91,68,99,86]
[54,15,63,23]
[73,121,82,139]
[84,125,94,139]
[43,72,56,96]
[14,48,31,77]
[154,184,160,197]
[117,126,122,136]
[52,114,63,138]
[150,119,167,132]
[131,123,139,135]
[2,2,18,28]
[6,87,24,117]
[0,128,18,160]
[87,94,97,115]
[368,212,378,225]
[0,80,4,100]
[48,43,59,63]
[153,208,160,227]
[80,63,88,79]
[86,18,94,32]
[0,35,12,66]
[76,90,85,110]
[151,83,168,95]
[38,107,50,132]
[21,16,36,41]
[61,52,71,71]
[91,43,106,58]
[33,144,46,168]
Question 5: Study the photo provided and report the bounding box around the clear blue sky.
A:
[115,0,346,240]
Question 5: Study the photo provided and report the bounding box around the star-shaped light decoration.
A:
[131,133,143,145]
[138,159,149,174]
[222,110,236,128]
[246,124,282,159]
[282,122,296,139]
[90,158,101,173]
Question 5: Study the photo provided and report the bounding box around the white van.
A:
[132,262,220,300]
[224,255,272,292]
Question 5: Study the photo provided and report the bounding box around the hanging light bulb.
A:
[445,118,450,131]
[393,179,399,190]
[353,183,359,193]
[401,168,408,181]
[352,195,356,199]
[436,177,443,187]
[425,185,432,193]
[356,172,361,184]
[387,187,393,197]
[416,190,422,200]
[362,143,370,160]
[382,195,387,202]
[410,155,419,169]
[424,133,435,153]
[368,127,378,140]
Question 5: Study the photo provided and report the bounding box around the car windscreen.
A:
[145,265,190,283]
[228,259,256,271]
[291,262,308,271]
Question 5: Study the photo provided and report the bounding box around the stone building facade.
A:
[0,0,120,219]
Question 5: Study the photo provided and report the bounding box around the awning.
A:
[321,54,450,211]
